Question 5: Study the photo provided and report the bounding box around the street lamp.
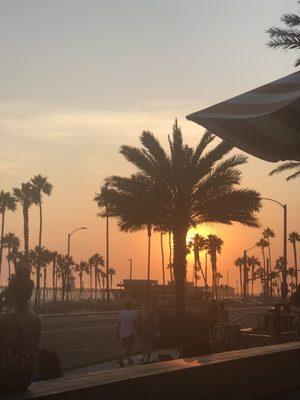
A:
[66,227,87,305]
[128,258,133,280]
[261,197,288,298]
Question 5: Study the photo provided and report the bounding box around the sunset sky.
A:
[1,0,299,292]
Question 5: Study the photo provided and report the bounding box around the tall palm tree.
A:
[75,261,89,301]
[263,227,275,298]
[108,268,116,289]
[50,251,58,301]
[247,256,260,298]
[13,183,35,266]
[99,122,261,317]
[205,234,224,300]
[89,253,104,300]
[2,232,20,280]
[289,231,300,287]
[234,257,244,299]
[188,233,207,287]
[0,191,17,277]
[256,238,269,300]
[263,227,275,271]
[31,175,53,249]
[267,4,300,67]
[95,175,165,292]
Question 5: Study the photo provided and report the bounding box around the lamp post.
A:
[66,227,87,307]
[261,197,288,298]
[128,258,133,280]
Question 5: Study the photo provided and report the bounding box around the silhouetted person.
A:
[140,299,159,364]
[0,268,41,393]
[116,301,137,366]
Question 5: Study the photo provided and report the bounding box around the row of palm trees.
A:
[235,228,300,302]
[1,233,116,308]
[94,121,262,317]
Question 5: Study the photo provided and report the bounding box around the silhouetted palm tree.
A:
[0,191,17,277]
[263,227,275,270]
[247,256,260,298]
[205,235,224,300]
[234,257,244,299]
[75,261,89,301]
[269,162,300,181]
[289,231,300,287]
[31,175,53,248]
[31,175,53,297]
[13,183,35,266]
[89,253,104,300]
[188,233,207,287]
[98,121,261,317]
[2,232,20,280]
[267,4,300,67]
[256,238,269,299]
[108,268,116,289]
[96,174,165,292]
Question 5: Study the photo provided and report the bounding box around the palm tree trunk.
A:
[106,212,110,304]
[90,266,93,298]
[168,231,174,283]
[146,225,152,295]
[7,245,11,280]
[173,227,187,318]
[43,267,47,308]
[0,210,5,278]
[239,266,243,300]
[23,203,29,267]
[160,231,166,303]
[94,267,97,301]
[293,242,298,287]
[251,266,254,298]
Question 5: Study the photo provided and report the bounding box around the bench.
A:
[4,342,300,400]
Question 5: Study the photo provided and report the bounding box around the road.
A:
[40,307,266,371]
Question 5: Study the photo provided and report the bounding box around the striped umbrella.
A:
[187,71,300,162]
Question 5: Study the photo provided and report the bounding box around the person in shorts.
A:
[116,301,137,366]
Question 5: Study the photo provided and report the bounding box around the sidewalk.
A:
[66,348,180,376]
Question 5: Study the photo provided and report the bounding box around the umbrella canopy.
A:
[187,71,300,162]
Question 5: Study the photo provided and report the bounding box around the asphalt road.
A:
[40,307,266,371]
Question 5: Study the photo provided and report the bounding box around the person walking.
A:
[116,301,137,367]
[140,299,158,364]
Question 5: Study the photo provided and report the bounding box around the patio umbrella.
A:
[187,71,300,162]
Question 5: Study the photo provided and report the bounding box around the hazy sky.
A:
[0,0,299,291]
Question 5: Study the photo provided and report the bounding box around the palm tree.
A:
[289,231,300,287]
[256,238,269,300]
[0,191,17,277]
[108,268,116,289]
[31,175,53,249]
[94,184,111,304]
[2,232,20,280]
[205,234,224,300]
[49,251,58,301]
[31,175,53,295]
[269,162,300,181]
[95,175,165,293]
[263,227,275,271]
[247,256,260,298]
[98,122,261,317]
[234,257,244,299]
[13,183,35,266]
[89,253,104,300]
[267,5,300,67]
[75,261,89,301]
[188,233,207,287]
